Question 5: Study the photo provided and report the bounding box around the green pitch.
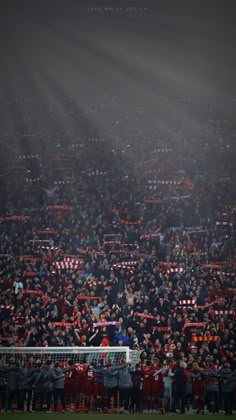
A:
[0,414,231,420]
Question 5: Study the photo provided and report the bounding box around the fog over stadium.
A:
[0,0,235,158]
[0,0,236,416]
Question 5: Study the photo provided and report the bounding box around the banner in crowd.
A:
[112,261,140,269]
[17,255,42,264]
[116,209,143,226]
[152,326,171,332]
[191,336,219,342]
[22,290,44,296]
[202,264,226,270]
[0,216,30,222]
[165,267,185,276]
[104,241,121,247]
[93,321,117,328]
[103,233,122,240]
[198,300,219,308]
[210,310,235,318]
[216,221,233,227]
[48,205,73,225]
[76,295,102,302]
[182,322,204,333]
[208,290,236,296]
[179,299,196,305]
[159,262,178,268]
[0,304,14,314]
[140,232,162,240]
[23,271,38,277]
[35,230,57,235]
[134,312,160,322]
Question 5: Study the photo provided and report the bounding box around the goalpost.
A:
[0,346,141,366]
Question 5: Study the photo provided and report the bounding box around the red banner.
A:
[0,216,29,222]
[51,322,77,327]
[23,271,37,277]
[76,295,102,302]
[210,310,235,318]
[134,312,159,322]
[152,326,171,332]
[22,290,44,296]
[191,336,219,342]
[48,206,72,225]
[140,233,162,240]
[208,290,236,296]
[36,230,57,235]
[0,304,14,314]
[202,264,224,270]
[17,255,42,264]
[182,322,204,333]
[198,300,219,308]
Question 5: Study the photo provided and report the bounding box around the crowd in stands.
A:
[0,113,236,413]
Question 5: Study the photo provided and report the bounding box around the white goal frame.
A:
[0,346,140,365]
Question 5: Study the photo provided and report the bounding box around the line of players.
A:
[1,357,231,413]
[64,359,229,414]
[65,359,166,413]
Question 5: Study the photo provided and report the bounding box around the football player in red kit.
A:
[94,361,105,412]
[74,362,88,411]
[190,362,205,414]
[152,362,164,413]
[85,364,96,410]
[65,364,78,410]
[65,362,88,411]
[141,361,155,412]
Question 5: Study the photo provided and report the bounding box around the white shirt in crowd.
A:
[13,280,23,294]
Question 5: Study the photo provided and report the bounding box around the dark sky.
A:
[0,0,235,156]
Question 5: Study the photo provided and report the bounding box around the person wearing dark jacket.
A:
[219,364,235,415]
[34,360,53,412]
[0,364,7,412]
[116,361,133,412]
[103,363,119,410]
[200,365,220,414]
[19,360,36,412]
[172,361,189,414]
[31,361,44,411]
[5,359,21,411]
[51,362,69,412]
[130,363,143,413]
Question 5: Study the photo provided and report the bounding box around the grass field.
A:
[0,414,231,420]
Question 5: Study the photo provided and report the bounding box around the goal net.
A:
[0,346,141,367]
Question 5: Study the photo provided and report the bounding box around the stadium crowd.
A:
[0,122,236,413]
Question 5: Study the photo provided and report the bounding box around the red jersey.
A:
[65,366,78,398]
[75,363,88,394]
[142,366,154,395]
[152,368,164,397]
[85,365,95,396]
[190,369,205,396]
